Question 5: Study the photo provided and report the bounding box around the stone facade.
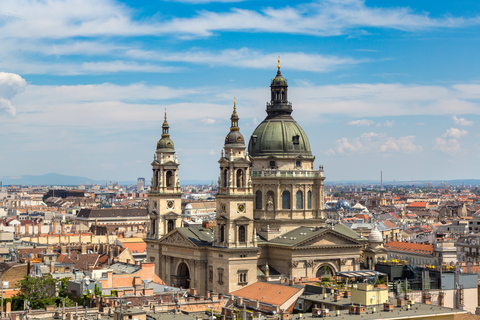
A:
[146,65,366,295]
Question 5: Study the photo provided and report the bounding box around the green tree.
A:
[57,278,76,307]
[14,275,57,310]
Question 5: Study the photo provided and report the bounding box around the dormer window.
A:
[269,161,276,168]
[292,135,300,145]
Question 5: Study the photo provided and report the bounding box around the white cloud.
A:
[382,120,395,127]
[326,132,421,155]
[452,115,473,126]
[442,128,468,139]
[157,0,480,37]
[347,119,374,126]
[0,72,26,117]
[127,48,364,73]
[381,136,422,153]
[290,83,480,118]
[201,118,217,125]
[434,137,461,154]
[0,0,476,40]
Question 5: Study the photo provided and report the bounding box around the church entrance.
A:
[316,264,334,278]
[175,262,190,289]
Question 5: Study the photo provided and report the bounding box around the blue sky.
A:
[0,0,479,183]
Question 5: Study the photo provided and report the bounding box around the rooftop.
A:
[384,241,434,255]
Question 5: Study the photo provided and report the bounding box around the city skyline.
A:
[0,0,479,183]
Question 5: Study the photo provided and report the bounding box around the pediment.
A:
[234,216,251,221]
[164,212,179,218]
[160,230,197,248]
[296,230,361,248]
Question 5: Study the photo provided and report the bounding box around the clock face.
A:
[153,201,157,209]
[221,204,226,213]
[238,204,245,212]
[167,200,174,209]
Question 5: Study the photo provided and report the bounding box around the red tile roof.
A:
[230,282,302,307]
[385,241,434,255]
[407,202,428,208]
[122,242,146,253]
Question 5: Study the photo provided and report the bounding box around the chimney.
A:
[107,271,113,288]
[50,260,55,274]
[81,244,87,254]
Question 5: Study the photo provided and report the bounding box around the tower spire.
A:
[230,98,239,132]
[277,55,280,71]
[162,109,170,138]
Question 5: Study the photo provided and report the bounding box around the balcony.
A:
[250,169,324,178]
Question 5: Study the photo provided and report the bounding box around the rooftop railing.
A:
[251,169,324,178]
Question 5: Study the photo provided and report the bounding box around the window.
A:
[236,169,244,188]
[238,226,246,243]
[255,190,262,209]
[292,135,300,145]
[296,191,303,209]
[269,161,276,168]
[220,225,225,242]
[166,171,173,187]
[238,271,248,285]
[307,191,312,209]
[167,220,174,233]
[282,191,291,209]
[218,271,224,284]
[209,267,213,282]
[296,160,301,167]
[223,169,228,187]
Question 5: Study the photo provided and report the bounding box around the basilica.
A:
[145,62,374,295]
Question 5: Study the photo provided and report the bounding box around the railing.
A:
[266,102,292,112]
[251,169,323,178]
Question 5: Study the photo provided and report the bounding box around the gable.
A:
[160,230,197,248]
[297,231,361,247]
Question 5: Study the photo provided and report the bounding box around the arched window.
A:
[296,191,303,209]
[255,191,262,209]
[236,169,244,188]
[282,191,291,209]
[220,225,225,242]
[166,171,173,187]
[307,191,312,209]
[167,220,174,233]
[238,226,246,243]
[223,169,228,187]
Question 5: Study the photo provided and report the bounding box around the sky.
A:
[0,0,479,184]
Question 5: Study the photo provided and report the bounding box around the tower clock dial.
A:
[167,200,174,209]
[221,204,226,213]
[238,204,245,212]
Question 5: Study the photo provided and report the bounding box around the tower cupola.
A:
[157,109,175,151]
[224,98,245,147]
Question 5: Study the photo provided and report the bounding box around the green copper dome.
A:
[156,111,175,152]
[248,65,313,158]
[248,116,312,157]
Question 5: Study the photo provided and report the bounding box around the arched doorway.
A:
[176,262,190,289]
[316,264,335,278]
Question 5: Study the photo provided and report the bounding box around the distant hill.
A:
[1,173,479,187]
[1,173,136,186]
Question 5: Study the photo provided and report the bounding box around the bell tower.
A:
[215,100,256,248]
[147,110,182,239]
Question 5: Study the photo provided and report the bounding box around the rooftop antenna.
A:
[381,171,383,190]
